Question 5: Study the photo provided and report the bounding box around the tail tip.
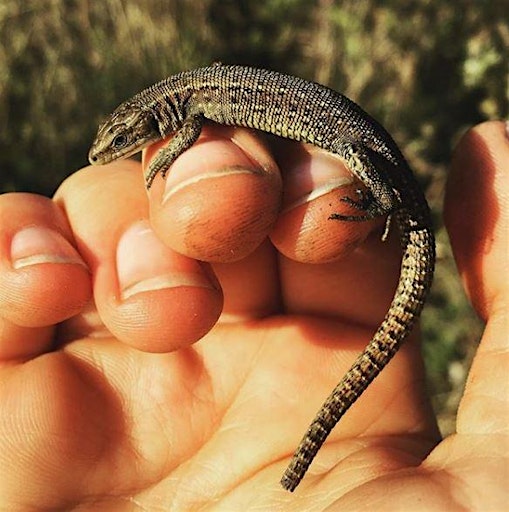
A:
[280,470,300,492]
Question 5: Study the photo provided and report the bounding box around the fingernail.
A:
[282,149,354,213]
[505,120,509,140]
[161,138,264,204]
[10,226,87,270]
[117,220,217,300]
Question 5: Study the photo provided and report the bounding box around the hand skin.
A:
[0,121,507,511]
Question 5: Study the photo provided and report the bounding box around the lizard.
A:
[88,64,436,493]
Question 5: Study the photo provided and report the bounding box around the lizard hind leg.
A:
[329,190,394,241]
[329,188,383,222]
[333,141,401,221]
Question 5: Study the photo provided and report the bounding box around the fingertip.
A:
[2,262,91,328]
[270,181,380,263]
[105,284,223,353]
[144,125,282,262]
[95,220,223,353]
[269,143,382,263]
[0,195,92,328]
[0,193,92,361]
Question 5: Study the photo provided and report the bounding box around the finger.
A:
[0,193,90,361]
[444,120,509,434]
[270,139,382,263]
[55,161,223,352]
[270,137,402,327]
[145,124,283,262]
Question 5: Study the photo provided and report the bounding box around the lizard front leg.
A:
[145,114,204,189]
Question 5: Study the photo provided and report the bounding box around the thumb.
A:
[444,120,509,435]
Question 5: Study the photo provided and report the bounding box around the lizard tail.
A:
[280,213,435,492]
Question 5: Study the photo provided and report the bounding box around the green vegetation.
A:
[0,0,506,433]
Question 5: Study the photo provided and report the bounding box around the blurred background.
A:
[0,0,507,434]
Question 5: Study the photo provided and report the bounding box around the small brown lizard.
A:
[89,64,435,492]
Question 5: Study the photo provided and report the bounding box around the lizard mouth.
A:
[88,133,157,165]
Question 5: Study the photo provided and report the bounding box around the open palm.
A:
[0,121,507,511]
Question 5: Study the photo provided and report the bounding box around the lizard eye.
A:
[112,134,128,149]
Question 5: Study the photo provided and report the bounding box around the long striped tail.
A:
[280,215,435,492]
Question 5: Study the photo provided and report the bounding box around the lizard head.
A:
[88,102,161,165]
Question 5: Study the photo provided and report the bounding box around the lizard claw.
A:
[340,188,374,211]
[330,189,388,221]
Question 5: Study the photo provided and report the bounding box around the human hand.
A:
[0,121,506,510]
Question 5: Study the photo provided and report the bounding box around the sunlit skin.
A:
[0,121,507,510]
